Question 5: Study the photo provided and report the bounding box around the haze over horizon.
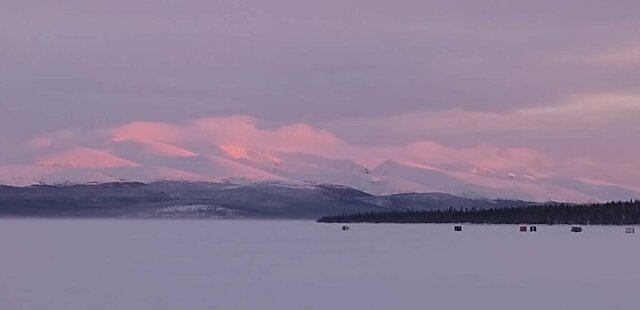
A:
[2,1,639,200]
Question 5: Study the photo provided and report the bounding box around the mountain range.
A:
[0,181,535,219]
[0,138,638,202]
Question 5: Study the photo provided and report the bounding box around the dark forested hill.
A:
[0,181,534,219]
[360,192,532,211]
[318,200,640,225]
[0,181,384,219]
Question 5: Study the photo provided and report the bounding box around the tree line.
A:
[317,200,640,225]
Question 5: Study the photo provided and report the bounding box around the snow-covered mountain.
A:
[0,140,638,203]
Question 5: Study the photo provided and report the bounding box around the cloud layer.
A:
[1,113,637,194]
[1,0,639,197]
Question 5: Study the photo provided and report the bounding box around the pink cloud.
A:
[106,116,345,158]
[220,144,250,160]
[192,117,344,155]
[465,146,551,175]
[100,116,623,185]
[361,141,551,177]
[27,137,56,149]
[4,114,638,192]
[25,129,83,151]
[36,147,140,168]
[104,116,551,180]
[271,123,344,154]
[112,140,199,158]
[110,122,184,143]
[557,45,640,66]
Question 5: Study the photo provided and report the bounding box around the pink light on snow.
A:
[36,147,140,168]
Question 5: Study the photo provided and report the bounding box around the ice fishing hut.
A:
[625,227,635,234]
[519,226,527,232]
[571,226,583,233]
[453,225,463,232]
[341,225,350,231]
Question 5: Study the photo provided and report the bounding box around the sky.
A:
[1,0,640,189]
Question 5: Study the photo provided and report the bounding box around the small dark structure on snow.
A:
[571,226,583,233]
[519,226,527,232]
[341,225,350,231]
[625,227,635,234]
[453,225,463,232]
[529,226,537,232]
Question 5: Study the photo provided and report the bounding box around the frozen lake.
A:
[1,220,638,310]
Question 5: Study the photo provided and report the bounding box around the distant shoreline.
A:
[317,200,640,225]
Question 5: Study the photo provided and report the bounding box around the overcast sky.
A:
[1,0,639,188]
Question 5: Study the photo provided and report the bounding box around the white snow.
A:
[153,205,245,217]
[1,142,639,202]
[0,220,638,310]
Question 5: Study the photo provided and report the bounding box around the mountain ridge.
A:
[0,181,541,219]
[1,141,638,202]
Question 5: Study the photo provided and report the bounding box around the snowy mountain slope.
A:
[107,140,285,181]
[0,181,385,219]
[0,141,638,202]
[232,150,377,189]
[539,177,640,202]
[370,160,484,195]
[366,159,640,202]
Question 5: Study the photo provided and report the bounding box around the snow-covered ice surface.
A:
[0,220,638,310]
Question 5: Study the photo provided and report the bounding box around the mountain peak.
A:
[0,144,638,202]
